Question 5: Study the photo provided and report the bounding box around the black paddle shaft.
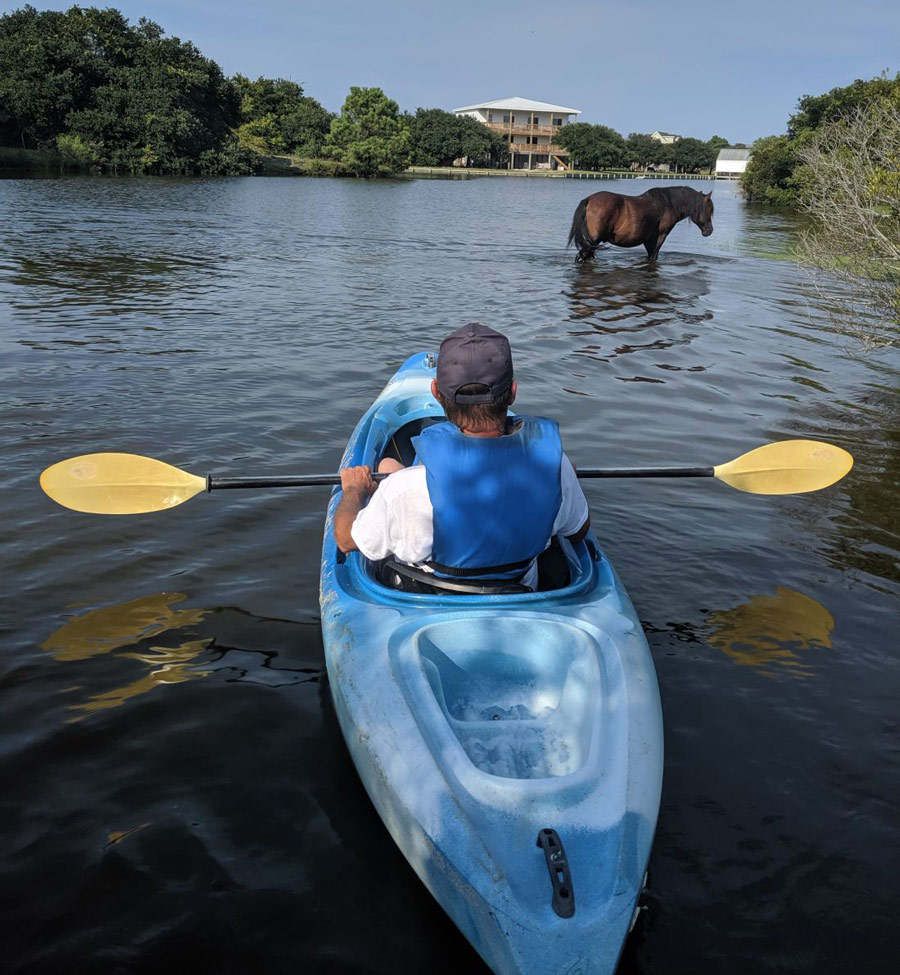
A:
[576,466,714,479]
[208,473,389,490]
[206,467,714,491]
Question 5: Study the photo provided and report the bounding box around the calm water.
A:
[1,174,898,974]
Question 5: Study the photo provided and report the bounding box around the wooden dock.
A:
[407,166,718,181]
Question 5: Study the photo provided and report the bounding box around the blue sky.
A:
[10,0,900,142]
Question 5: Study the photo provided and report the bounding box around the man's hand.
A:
[334,466,378,553]
[340,465,377,497]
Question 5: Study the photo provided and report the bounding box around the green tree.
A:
[741,73,900,207]
[458,116,508,168]
[789,73,900,136]
[623,133,663,170]
[795,98,900,349]
[324,86,409,177]
[665,136,716,173]
[232,74,331,157]
[66,24,240,174]
[556,122,626,170]
[741,133,806,205]
[0,5,131,147]
[407,107,507,167]
[0,5,253,174]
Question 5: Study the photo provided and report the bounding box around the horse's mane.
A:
[645,185,707,219]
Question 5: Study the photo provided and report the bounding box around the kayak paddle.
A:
[39,440,853,516]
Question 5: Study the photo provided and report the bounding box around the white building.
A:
[452,96,580,170]
[650,131,681,144]
[715,147,751,178]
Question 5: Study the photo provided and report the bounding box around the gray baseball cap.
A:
[436,323,514,404]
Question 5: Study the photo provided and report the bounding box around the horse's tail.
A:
[567,197,592,255]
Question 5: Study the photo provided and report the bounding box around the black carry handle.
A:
[536,828,575,919]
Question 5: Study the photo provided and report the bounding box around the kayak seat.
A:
[378,559,530,595]
[380,416,444,467]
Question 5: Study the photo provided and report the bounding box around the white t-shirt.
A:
[350,456,589,590]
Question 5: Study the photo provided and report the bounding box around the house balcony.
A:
[485,121,566,138]
[508,142,568,156]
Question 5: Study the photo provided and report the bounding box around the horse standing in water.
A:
[568,186,714,262]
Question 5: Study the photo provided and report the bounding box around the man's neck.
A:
[456,417,514,438]
[458,426,503,438]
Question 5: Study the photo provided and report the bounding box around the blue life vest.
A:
[412,417,563,579]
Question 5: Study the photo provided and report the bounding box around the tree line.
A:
[0,5,503,176]
[1,6,733,178]
[741,73,900,207]
[556,126,730,174]
[741,73,900,349]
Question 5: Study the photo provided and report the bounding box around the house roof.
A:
[716,148,752,161]
[453,96,580,115]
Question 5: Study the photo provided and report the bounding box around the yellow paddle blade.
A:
[40,453,207,515]
[713,440,853,495]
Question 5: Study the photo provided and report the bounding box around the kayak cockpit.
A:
[416,616,602,780]
[343,531,610,606]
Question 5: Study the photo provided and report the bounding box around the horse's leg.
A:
[577,203,610,263]
[646,226,674,260]
[570,196,604,263]
[645,234,664,260]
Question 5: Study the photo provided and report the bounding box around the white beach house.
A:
[452,97,580,170]
[715,148,751,178]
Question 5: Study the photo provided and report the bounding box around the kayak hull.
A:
[320,353,663,975]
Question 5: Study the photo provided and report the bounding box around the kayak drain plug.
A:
[536,828,575,918]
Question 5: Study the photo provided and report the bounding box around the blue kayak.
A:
[320,352,664,975]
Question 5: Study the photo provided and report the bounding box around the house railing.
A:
[485,122,565,138]
[508,142,568,156]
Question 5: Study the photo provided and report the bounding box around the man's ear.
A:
[430,379,440,401]
[509,380,517,405]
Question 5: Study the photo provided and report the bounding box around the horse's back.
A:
[584,190,627,220]
[586,190,625,207]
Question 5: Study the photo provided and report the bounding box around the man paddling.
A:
[334,323,590,591]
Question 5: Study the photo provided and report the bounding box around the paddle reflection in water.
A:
[704,586,834,677]
[41,594,325,721]
[41,592,208,660]
[41,592,213,719]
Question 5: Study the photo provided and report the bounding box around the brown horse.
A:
[568,185,714,262]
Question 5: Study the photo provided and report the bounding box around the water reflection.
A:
[107,823,151,847]
[562,260,713,377]
[41,592,212,719]
[66,638,213,719]
[705,587,834,677]
[565,260,712,330]
[40,595,324,720]
[42,592,208,660]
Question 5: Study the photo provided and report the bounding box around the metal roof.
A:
[453,96,581,115]
[716,148,752,161]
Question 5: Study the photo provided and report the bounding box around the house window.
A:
[488,112,493,122]
[503,114,510,123]
[553,117,563,126]
[532,115,541,125]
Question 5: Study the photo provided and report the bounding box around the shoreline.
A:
[0,147,733,181]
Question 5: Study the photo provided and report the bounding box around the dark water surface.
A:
[2,175,898,974]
